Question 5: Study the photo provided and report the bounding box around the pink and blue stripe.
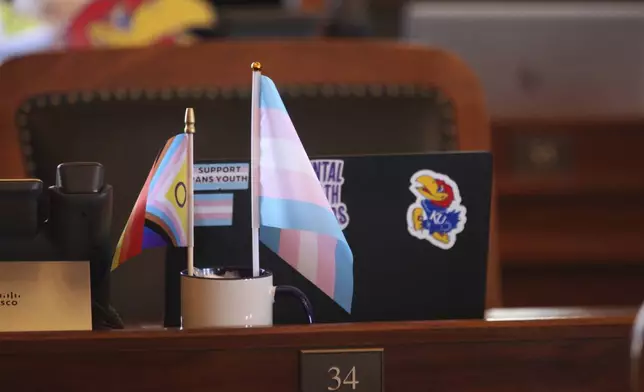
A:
[145,134,189,246]
[195,193,234,226]
[149,134,187,193]
[258,75,354,313]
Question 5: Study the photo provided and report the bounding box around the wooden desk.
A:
[0,308,635,392]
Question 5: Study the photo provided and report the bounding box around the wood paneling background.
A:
[492,118,644,307]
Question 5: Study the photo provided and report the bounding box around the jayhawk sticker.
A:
[406,170,467,250]
[65,0,216,48]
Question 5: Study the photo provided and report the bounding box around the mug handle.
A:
[275,286,315,324]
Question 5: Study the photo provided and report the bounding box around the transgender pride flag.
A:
[195,193,233,226]
[257,75,354,313]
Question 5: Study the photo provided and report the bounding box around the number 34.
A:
[328,366,359,391]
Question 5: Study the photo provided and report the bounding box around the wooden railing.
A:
[0,307,635,391]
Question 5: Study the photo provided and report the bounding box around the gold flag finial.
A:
[251,62,262,72]
[184,108,195,134]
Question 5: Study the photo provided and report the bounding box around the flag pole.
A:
[185,108,196,276]
[250,61,262,277]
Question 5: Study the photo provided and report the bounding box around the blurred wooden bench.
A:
[492,117,644,307]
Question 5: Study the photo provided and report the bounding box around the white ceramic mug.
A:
[180,266,314,329]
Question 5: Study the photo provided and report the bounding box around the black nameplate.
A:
[300,348,384,392]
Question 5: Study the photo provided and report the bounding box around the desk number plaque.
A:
[300,348,384,392]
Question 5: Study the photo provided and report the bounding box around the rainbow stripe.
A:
[258,75,354,313]
[111,134,189,270]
